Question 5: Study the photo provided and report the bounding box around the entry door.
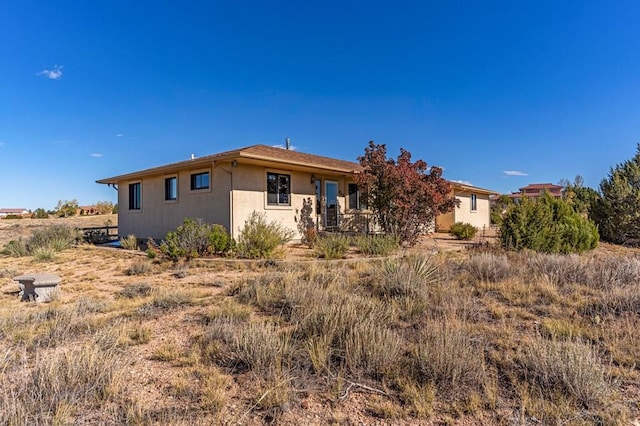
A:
[324,181,338,228]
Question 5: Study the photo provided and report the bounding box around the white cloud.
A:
[89,153,103,158]
[116,133,124,137]
[451,179,473,186]
[37,65,63,80]
[503,170,529,177]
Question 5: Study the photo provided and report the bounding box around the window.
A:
[471,194,477,211]
[267,172,290,205]
[348,183,367,210]
[165,177,177,201]
[190,172,209,190]
[129,182,141,210]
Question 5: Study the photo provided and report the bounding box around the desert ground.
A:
[0,215,639,425]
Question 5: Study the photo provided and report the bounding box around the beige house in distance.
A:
[97,144,496,241]
[435,183,497,232]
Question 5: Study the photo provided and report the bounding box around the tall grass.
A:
[0,331,130,424]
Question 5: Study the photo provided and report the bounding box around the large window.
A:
[190,172,209,190]
[348,183,366,210]
[129,182,141,210]
[267,172,290,205]
[471,194,477,211]
[165,176,177,201]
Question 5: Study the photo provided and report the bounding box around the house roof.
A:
[0,208,28,214]
[450,182,498,196]
[519,183,563,191]
[96,144,364,184]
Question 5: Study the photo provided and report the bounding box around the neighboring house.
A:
[97,144,497,241]
[435,183,497,232]
[0,208,30,217]
[97,145,368,241]
[507,183,563,200]
[78,206,99,215]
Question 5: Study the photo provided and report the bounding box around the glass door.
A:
[324,181,338,228]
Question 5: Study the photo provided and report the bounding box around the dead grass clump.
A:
[74,296,111,314]
[120,234,139,250]
[527,253,584,287]
[32,246,56,262]
[206,299,252,323]
[584,285,640,317]
[580,255,640,289]
[2,305,95,349]
[344,322,401,378]
[415,321,486,392]
[152,338,181,361]
[118,282,152,299]
[0,336,130,425]
[463,252,513,283]
[150,288,194,309]
[519,336,614,409]
[234,322,291,373]
[126,259,154,275]
[603,313,640,368]
[169,366,230,413]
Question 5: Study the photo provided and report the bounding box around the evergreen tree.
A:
[500,193,598,254]
[592,144,640,246]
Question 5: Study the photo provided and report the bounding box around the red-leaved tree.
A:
[355,141,458,246]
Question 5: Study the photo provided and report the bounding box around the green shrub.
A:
[27,225,78,253]
[31,208,49,219]
[449,222,478,240]
[2,214,23,219]
[33,246,56,262]
[354,234,399,256]
[2,239,28,257]
[236,211,294,259]
[499,194,599,254]
[159,218,232,260]
[314,233,350,259]
[2,225,77,257]
[120,234,139,250]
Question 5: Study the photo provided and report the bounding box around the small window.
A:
[191,172,209,190]
[471,194,477,211]
[165,177,177,201]
[129,182,141,210]
[267,172,290,205]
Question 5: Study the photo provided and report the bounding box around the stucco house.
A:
[434,183,497,232]
[97,145,369,241]
[0,208,30,217]
[507,183,564,201]
[97,144,495,241]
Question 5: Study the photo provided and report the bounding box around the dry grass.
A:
[0,219,638,424]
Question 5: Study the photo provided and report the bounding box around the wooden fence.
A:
[79,225,118,244]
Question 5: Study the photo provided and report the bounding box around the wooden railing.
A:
[79,225,118,244]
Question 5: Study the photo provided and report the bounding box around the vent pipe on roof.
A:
[285,137,290,150]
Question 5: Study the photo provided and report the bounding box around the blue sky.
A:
[2,1,640,210]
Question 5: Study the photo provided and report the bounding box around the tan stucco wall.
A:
[117,161,352,242]
[451,191,491,231]
[117,162,231,241]
[435,211,455,232]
